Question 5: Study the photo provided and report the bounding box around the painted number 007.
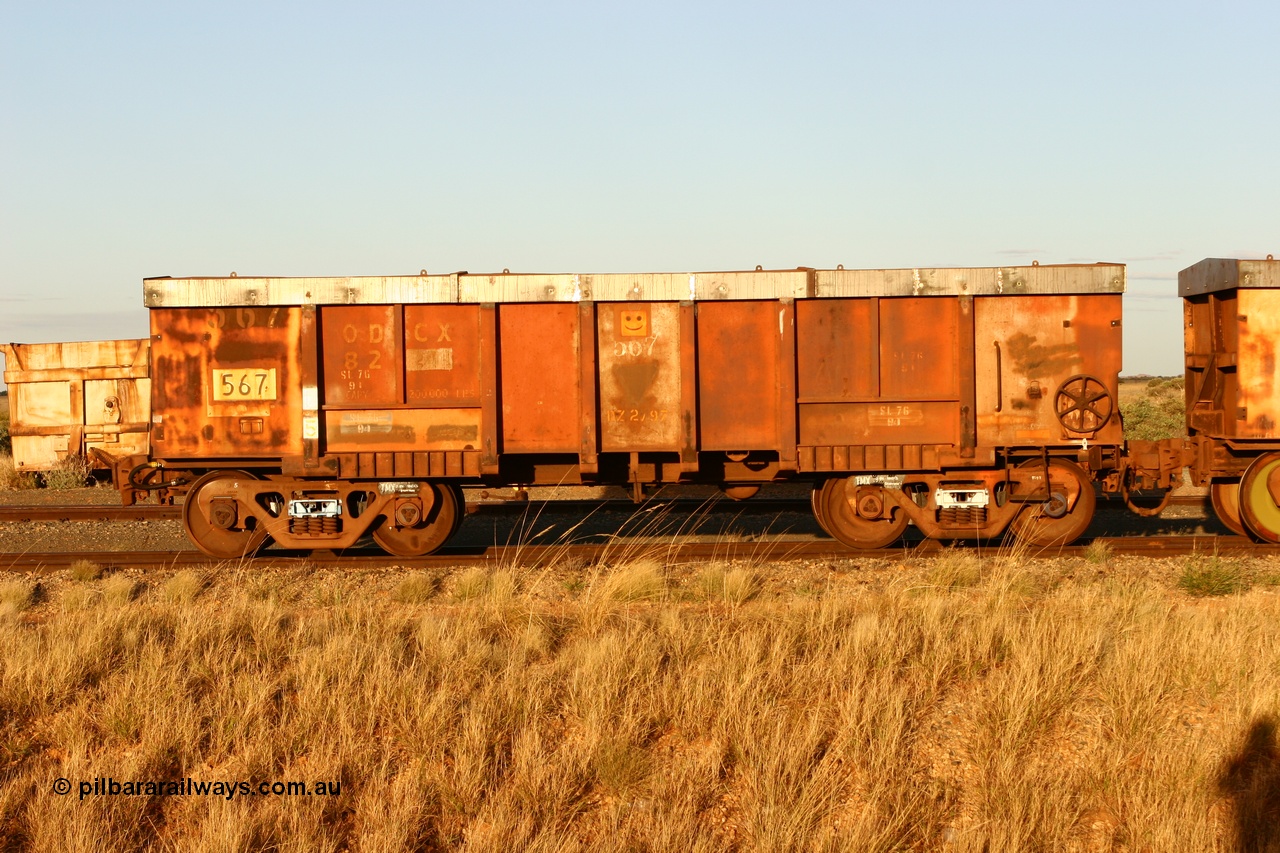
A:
[613,335,659,358]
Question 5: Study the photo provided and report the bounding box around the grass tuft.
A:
[1084,539,1113,566]
[927,548,984,589]
[0,580,39,617]
[162,570,208,603]
[0,455,39,490]
[60,586,98,612]
[391,571,439,604]
[696,563,762,605]
[102,575,141,606]
[1179,555,1249,597]
[43,454,91,490]
[1121,377,1186,441]
[452,566,491,602]
[599,559,666,602]
[69,559,104,582]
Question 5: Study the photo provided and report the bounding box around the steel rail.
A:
[0,493,1215,526]
[0,533,1266,573]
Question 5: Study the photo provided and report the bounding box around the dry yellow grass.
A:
[0,455,38,491]
[1,553,1279,850]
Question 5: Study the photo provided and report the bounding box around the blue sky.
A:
[3,1,1277,379]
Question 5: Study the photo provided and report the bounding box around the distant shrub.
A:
[0,411,10,455]
[43,455,90,490]
[1122,378,1184,441]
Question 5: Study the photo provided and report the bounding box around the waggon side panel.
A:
[1,339,151,471]
[403,305,483,408]
[139,262,1127,478]
[499,303,584,454]
[795,298,962,461]
[320,305,404,407]
[1233,289,1280,438]
[974,294,1124,446]
[696,301,786,452]
[314,304,489,457]
[149,307,303,459]
[597,302,686,452]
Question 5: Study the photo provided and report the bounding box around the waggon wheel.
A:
[372,482,461,557]
[183,470,269,559]
[1210,481,1248,537]
[1009,459,1096,547]
[1238,454,1280,544]
[447,483,466,538]
[811,484,837,539]
[819,477,908,550]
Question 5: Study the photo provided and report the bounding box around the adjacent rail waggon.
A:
[10,257,1278,558]
[0,340,150,472]
[1174,256,1280,542]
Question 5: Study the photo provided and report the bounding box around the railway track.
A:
[0,493,1214,525]
[0,533,1267,573]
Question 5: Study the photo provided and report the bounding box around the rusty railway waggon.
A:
[88,262,1126,558]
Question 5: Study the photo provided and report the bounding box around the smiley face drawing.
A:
[619,308,649,337]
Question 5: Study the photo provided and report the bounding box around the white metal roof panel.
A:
[1179,257,1280,297]
[142,262,1125,307]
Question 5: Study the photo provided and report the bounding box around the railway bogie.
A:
[179,472,462,558]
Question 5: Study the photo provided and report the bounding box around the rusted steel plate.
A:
[320,305,403,407]
[499,304,582,453]
[697,301,781,451]
[796,299,879,400]
[799,401,959,446]
[1183,292,1238,439]
[878,298,960,400]
[150,307,302,458]
[796,297,979,454]
[324,408,482,453]
[1233,289,1280,437]
[597,302,683,451]
[403,305,482,408]
[974,294,1123,445]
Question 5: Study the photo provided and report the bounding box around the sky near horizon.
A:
[2,1,1277,381]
